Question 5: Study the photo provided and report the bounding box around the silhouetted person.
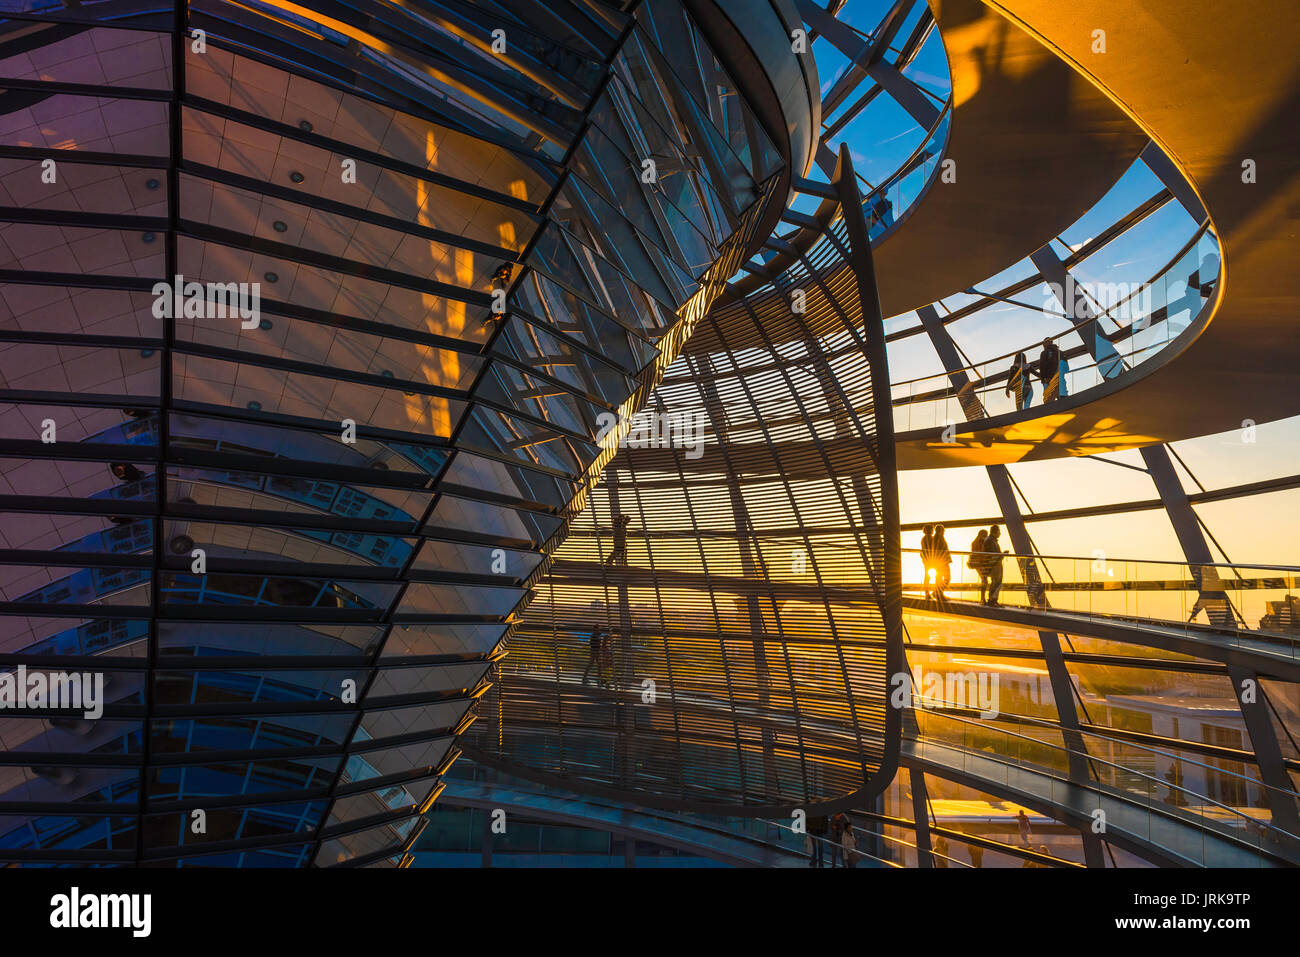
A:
[1017,808,1032,847]
[1037,338,1062,401]
[983,525,1005,607]
[933,524,951,602]
[1006,351,1034,410]
[604,514,632,566]
[581,627,605,686]
[110,462,144,483]
[840,820,858,868]
[808,814,829,867]
[969,528,989,603]
[829,812,847,867]
[1146,251,1219,342]
[933,836,949,867]
[920,523,936,599]
[872,194,894,230]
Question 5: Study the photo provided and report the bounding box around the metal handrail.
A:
[759,816,939,868]
[494,638,1299,847]
[899,546,1300,577]
[447,764,886,866]
[888,219,1218,396]
[911,700,1299,819]
[907,708,1299,854]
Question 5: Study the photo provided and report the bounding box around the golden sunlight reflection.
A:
[409,127,467,434]
[497,220,517,250]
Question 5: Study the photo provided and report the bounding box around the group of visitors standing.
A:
[968,525,1007,606]
[807,813,860,868]
[1005,337,1068,410]
[919,524,1009,606]
[920,524,951,601]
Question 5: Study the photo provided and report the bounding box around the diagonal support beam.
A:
[1140,140,1207,224]
[987,465,1106,865]
[1140,444,1300,836]
[917,304,986,419]
[913,251,1105,863]
[798,0,940,131]
[1032,245,1124,380]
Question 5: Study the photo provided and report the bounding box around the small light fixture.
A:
[247,400,262,411]
[263,272,279,283]
[272,220,288,233]
[289,171,305,184]
[146,178,161,190]
[142,231,156,243]
[298,120,313,132]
